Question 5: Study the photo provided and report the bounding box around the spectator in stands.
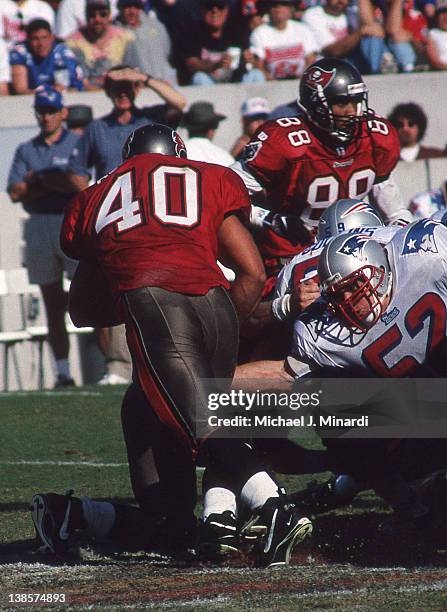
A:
[7,86,79,388]
[409,179,447,216]
[10,19,84,94]
[249,0,318,80]
[0,38,11,94]
[426,0,447,68]
[116,0,177,85]
[416,0,437,25]
[302,0,386,74]
[176,0,264,85]
[0,0,55,47]
[66,104,93,134]
[182,101,234,165]
[44,0,62,13]
[66,65,186,384]
[240,0,264,32]
[376,0,421,71]
[388,101,447,160]
[66,0,137,90]
[55,0,119,39]
[230,96,270,159]
[150,0,202,44]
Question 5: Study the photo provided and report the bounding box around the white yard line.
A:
[0,460,127,467]
[0,460,205,470]
[0,391,104,398]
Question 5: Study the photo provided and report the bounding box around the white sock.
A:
[55,359,71,379]
[240,472,279,512]
[80,497,116,537]
[203,487,237,521]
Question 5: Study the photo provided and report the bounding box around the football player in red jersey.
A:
[231,57,411,360]
[31,124,313,567]
[233,57,408,260]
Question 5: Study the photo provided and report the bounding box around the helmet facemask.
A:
[323,264,391,331]
[326,92,370,143]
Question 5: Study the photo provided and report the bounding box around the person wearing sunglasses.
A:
[65,0,138,90]
[388,101,447,161]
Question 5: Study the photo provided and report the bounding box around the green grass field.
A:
[1,386,446,610]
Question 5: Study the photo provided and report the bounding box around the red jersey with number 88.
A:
[61,153,251,295]
[243,115,400,257]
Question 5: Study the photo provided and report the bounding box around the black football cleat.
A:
[30,490,75,555]
[255,490,313,568]
[54,375,75,389]
[196,510,240,558]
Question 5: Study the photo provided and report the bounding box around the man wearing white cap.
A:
[230,96,270,159]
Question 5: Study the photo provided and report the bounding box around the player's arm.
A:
[68,260,122,328]
[232,359,295,391]
[217,213,266,322]
[246,279,320,333]
[371,176,414,226]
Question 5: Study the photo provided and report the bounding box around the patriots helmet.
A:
[317,198,384,240]
[299,58,374,144]
[318,233,392,331]
[122,123,187,161]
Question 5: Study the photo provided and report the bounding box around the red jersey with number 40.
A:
[61,153,251,295]
[243,115,400,256]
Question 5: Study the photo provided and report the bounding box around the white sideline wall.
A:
[0,73,446,389]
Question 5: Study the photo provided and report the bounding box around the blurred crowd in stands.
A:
[2,0,447,96]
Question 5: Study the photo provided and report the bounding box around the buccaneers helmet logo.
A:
[172,130,187,158]
[304,67,335,91]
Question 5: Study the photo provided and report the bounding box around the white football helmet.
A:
[318,233,392,331]
[317,198,384,240]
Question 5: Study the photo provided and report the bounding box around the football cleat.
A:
[30,490,75,555]
[54,375,75,389]
[196,510,240,558]
[255,490,313,568]
[240,514,267,542]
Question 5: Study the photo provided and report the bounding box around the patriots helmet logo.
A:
[172,130,187,158]
[304,66,336,91]
[341,201,381,223]
[337,234,371,261]
[402,219,440,255]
